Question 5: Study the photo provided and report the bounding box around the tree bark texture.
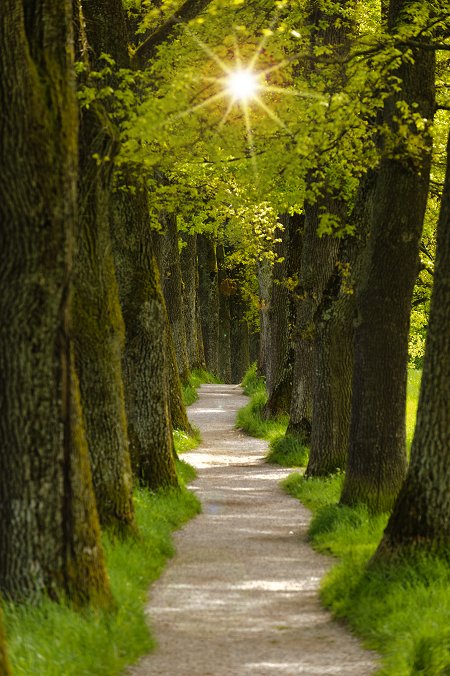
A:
[111,186,178,490]
[0,0,110,604]
[217,245,232,383]
[74,107,135,534]
[375,128,450,555]
[287,203,340,442]
[265,213,303,419]
[257,258,272,379]
[341,0,435,512]
[230,293,251,383]
[160,213,190,385]
[306,174,375,477]
[180,232,202,370]
[197,234,220,376]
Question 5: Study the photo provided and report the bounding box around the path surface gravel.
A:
[130,384,377,675]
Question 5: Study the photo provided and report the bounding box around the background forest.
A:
[1,0,450,673]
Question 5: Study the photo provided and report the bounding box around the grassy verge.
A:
[182,368,221,407]
[282,369,450,674]
[4,464,200,675]
[237,363,307,467]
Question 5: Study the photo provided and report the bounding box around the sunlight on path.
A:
[130,384,377,675]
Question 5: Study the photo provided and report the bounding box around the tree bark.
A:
[341,0,435,512]
[73,2,135,535]
[257,258,272,379]
[111,185,179,490]
[230,293,251,383]
[160,213,190,385]
[306,174,375,477]
[265,213,303,418]
[0,0,110,604]
[180,232,201,370]
[217,245,232,383]
[375,128,450,555]
[287,202,340,441]
[197,234,220,376]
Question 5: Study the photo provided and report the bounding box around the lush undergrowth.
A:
[237,363,308,467]
[182,368,221,406]
[173,426,201,454]
[283,473,450,675]
[406,368,421,451]
[4,463,200,675]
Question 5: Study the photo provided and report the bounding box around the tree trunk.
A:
[257,258,272,378]
[287,203,340,441]
[180,232,201,370]
[265,213,303,418]
[230,294,251,383]
[375,128,450,555]
[160,213,190,385]
[197,234,220,376]
[73,0,135,534]
[217,245,232,383]
[306,174,375,477]
[0,0,110,605]
[341,0,435,512]
[111,185,179,490]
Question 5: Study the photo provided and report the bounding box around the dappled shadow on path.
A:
[130,384,377,676]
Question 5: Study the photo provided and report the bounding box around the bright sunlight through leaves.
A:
[227,69,260,101]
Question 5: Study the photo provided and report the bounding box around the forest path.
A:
[130,384,377,675]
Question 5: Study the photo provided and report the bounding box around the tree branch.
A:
[132,0,213,65]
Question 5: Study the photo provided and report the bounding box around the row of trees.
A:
[1,0,450,667]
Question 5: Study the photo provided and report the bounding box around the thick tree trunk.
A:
[230,294,251,383]
[306,174,375,477]
[180,232,201,370]
[257,259,272,378]
[72,0,135,534]
[198,234,220,376]
[375,128,450,555]
[0,0,110,604]
[287,203,340,441]
[111,185,179,490]
[341,1,435,511]
[265,213,303,418]
[160,213,190,385]
[217,245,232,383]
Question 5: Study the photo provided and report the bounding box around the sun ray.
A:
[172,90,229,121]
[183,24,232,75]
[219,97,236,128]
[253,96,287,130]
[248,7,281,71]
[264,85,325,100]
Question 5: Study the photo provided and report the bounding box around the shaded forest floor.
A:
[130,384,377,675]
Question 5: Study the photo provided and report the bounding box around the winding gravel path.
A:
[130,384,377,675]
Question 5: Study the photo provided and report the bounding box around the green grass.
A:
[4,467,201,675]
[237,364,308,467]
[406,368,421,451]
[182,368,221,406]
[283,464,450,673]
[173,426,201,454]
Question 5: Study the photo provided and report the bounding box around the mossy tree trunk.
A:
[265,213,303,418]
[217,244,232,383]
[180,232,202,370]
[375,128,450,556]
[230,293,251,383]
[73,1,135,535]
[111,185,179,490]
[287,202,339,442]
[198,234,220,376]
[160,213,190,385]
[306,174,375,477]
[340,0,435,512]
[0,0,110,605]
[257,258,272,379]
